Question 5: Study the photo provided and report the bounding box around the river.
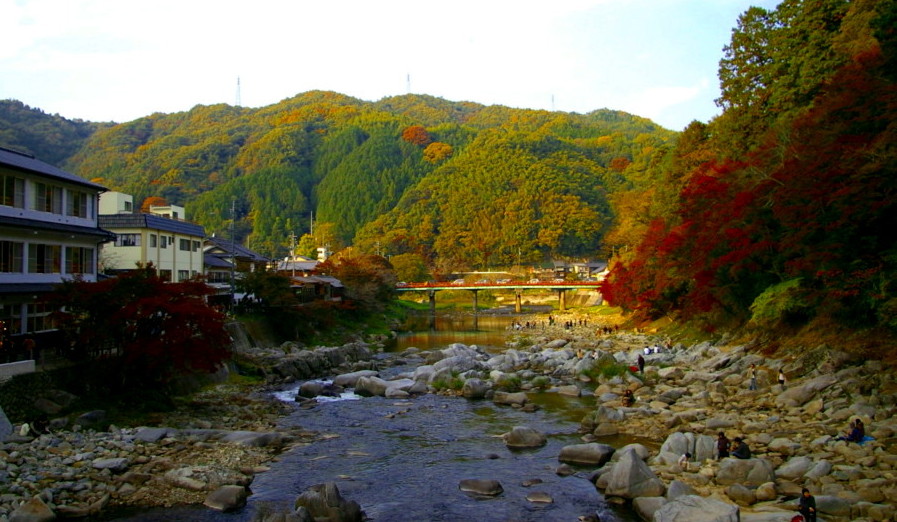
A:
[108,311,640,521]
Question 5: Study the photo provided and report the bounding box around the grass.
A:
[581,359,631,381]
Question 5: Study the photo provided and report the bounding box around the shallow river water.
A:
[108,312,641,521]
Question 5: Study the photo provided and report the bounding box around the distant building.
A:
[203,235,269,298]
[0,146,112,358]
[98,192,204,282]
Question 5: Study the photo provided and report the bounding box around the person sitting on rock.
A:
[731,437,751,459]
[839,420,864,443]
[678,452,692,471]
[717,432,730,459]
[621,389,635,407]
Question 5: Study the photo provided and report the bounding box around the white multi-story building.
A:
[98,192,205,282]
[0,146,111,342]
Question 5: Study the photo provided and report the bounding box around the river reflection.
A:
[386,312,536,353]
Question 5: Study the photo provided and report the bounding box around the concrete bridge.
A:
[395,280,602,313]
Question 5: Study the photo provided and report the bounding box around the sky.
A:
[1,0,781,131]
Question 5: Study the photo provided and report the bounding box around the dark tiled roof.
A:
[99,213,205,236]
[0,215,115,239]
[204,254,233,268]
[206,236,269,261]
[0,146,107,191]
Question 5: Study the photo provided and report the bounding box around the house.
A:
[0,146,112,365]
[98,192,205,282]
[203,235,270,301]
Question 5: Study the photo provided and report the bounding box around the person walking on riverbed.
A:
[799,488,817,522]
[637,354,645,374]
[748,364,758,391]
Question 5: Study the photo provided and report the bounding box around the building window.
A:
[124,200,133,212]
[149,234,157,248]
[159,269,172,281]
[179,238,191,251]
[0,305,22,337]
[34,182,64,214]
[27,303,54,333]
[114,233,140,247]
[0,241,24,272]
[1,175,25,208]
[160,236,168,248]
[177,270,190,281]
[192,240,200,252]
[28,243,61,273]
[66,190,89,218]
[65,246,95,275]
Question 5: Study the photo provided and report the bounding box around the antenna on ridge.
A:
[551,94,555,112]
[236,77,242,107]
[407,74,411,94]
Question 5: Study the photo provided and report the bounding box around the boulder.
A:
[716,458,776,487]
[135,427,170,443]
[458,479,503,497]
[355,376,389,397]
[502,426,547,449]
[493,391,528,407]
[204,485,249,512]
[775,374,838,407]
[332,370,378,388]
[294,482,364,522]
[558,443,615,466]
[653,495,739,522]
[666,480,697,500]
[9,496,56,522]
[725,483,756,505]
[603,448,666,499]
[633,496,666,520]
[775,456,814,480]
[461,378,489,399]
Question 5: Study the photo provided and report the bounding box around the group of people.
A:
[838,418,866,443]
[715,432,752,460]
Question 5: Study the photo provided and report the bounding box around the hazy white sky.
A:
[1,0,780,131]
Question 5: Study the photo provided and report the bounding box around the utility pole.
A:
[230,198,236,298]
[289,232,297,278]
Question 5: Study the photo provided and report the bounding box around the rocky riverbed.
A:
[3,316,897,521]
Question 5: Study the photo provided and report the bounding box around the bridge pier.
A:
[515,291,522,313]
[428,290,437,329]
[472,290,479,329]
[558,289,567,312]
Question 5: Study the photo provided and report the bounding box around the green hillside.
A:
[2,92,674,269]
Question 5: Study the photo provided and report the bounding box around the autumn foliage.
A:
[602,9,897,334]
[46,265,231,391]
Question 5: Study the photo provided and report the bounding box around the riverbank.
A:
[511,311,897,521]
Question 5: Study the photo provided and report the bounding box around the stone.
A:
[603,448,666,499]
[716,458,776,487]
[633,496,666,520]
[294,483,364,521]
[9,496,56,522]
[525,491,553,503]
[725,483,756,505]
[755,482,777,501]
[558,443,615,466]
[458,479,503,497]
[767,437,801,456]
[354,376,389,397]
[493,391,528,406]
[775,456,814,480]
[204,485,249,512]
[332,370,378,388]
[804,460,833,480]
[461,378,489,399]
[91,457,129,472]
[653,495,739,522]
[0,405,12,442]
[502,426,547,449]
[135,426,169,442]
[666,480,697,500]
[814,495,852,517]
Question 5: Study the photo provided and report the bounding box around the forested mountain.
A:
[600,0,897,337]
[1,91,674,270]
[0,100,111,166]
